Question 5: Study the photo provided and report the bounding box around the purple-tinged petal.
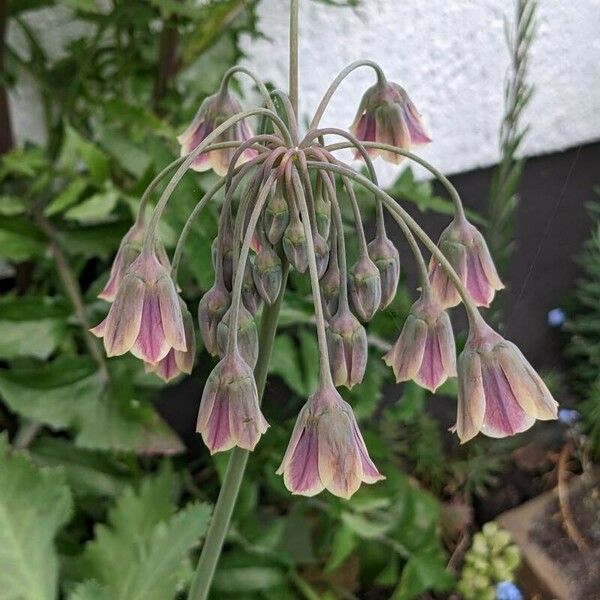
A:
[383,315,428,383]
[415,327,446,392]
[351,420,385,484]
[404,98,432,145]
[204,394,235,454]
[131,287,170,364]
[90,316,108,338]
[455,350,486,443]
[152,350,181,383]
[284,429,324,497]
[157,276,186,352]
[466,249,494,307]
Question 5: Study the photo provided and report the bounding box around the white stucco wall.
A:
[9,1,600,182]
[240,0,600,182]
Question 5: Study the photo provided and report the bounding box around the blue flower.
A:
[547,308,566,328]
[496,581,523,600]
[558,408,581,425]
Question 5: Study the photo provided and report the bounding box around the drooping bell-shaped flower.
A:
[327,306,368,389]
[217,304,258,369]
[196,351,268,454]
[147,299,196,382]
[91,247,186,364]
[350,79,431,164]
[453,318,558,443]
[383,290,456,392]
[349,255,382,322]
[252,241,283,305]
[264,185,290,245]
[277,386,384,498]
[198,280,231,357]
[429,215,504,309]
[368,232,400,309]
[177,89,257,176]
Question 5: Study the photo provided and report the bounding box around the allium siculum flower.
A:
[217,303,258,368]
[146,300,196,382]
[91,246,186,364]
[277,386,384,499]
[429,215,504,309]
[177,89,257,176]
[197,351,268,454]
[368,231,400,309]
[283,212,309,273]
[252,240,283,305]
[264,185,290,245]
[320,235,341,320]
[383,290,456,392]
[350,79,431,164]
[327,305,368,389]
[454,318,558,443]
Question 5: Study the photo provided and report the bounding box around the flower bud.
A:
[196,351,268,453]
[320,246,341,320]
[91,247,186,364]
[348,255,382,322]
[197,281,231,356]
[327,307,368,389]
[212,218,234,290]
[350,80,431,163]
[178,90,257,176]
[264,185,290,245]
[147,299,196,382]
[429,216,504,309]
[368,233,400,309]
[312,231,330,279]
[283,215,308,273]
[453,318,558,443]
[252,242,283,305]
[241,260,262,315]
[314,192,331,239]
[383,291,456,392]
[277,386,384,498]
[217,304,258,368]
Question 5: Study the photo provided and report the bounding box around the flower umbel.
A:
[454,318,558,443]
[277,386,384,499]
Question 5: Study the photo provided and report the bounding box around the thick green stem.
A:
[187,264,289,600]
[289,0,299,117]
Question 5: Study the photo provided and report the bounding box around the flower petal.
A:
[283,429,325,496]
[157,276,186,352]
[455,350,486,443]
[383,315,428,383]
[131,287,170,364]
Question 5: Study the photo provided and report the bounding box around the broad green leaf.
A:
[94,123,151,178]
[0,436,73,600]
[268,334,307,397]
[59,125,110,185]
[0,356,184,454]
[391,553,454,600]
[64,189,119,223]
[0,215,46,261]
[0,195,27,216]
[0,297,70,360]
[45,179,89,216]
[324,526,357,572]
[341,511,394,539]
[72,470,211,600]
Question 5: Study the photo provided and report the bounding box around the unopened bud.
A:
[368,234,400,309]
[264,185,290,245]
[314,192,331,239]
[241,260,262,315]
[283,215,308,273]
[312,231,330,279]
[217,303,258,368]
[349,255,382,322]
[198,281,231,356]
[252,242,283,305]
[321,250,341,320]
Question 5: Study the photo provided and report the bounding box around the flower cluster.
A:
[92,63,557,499]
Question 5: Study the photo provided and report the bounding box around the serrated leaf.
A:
[72,470,211,600]
[0,436,73,600]
[0,356,184,455]
[59,125,110,185]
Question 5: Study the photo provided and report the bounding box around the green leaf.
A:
[0,215,46,261]
[212,567,287,594]
[94,123,152,178]
[59,125,110,185]
[45,179,89,216]
[0,296,70,359]
[325,525,357,572]
[0,356,184,454]
[0,195,27,216]
[72,470,212,600]
[391,553,454,600]
[64,189,119,223]
[0,436,73,600]
[268,334,307,397]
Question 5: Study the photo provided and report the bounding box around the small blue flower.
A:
[496,581,523,600]
[558,408,581,425]
[547,308,566,328]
